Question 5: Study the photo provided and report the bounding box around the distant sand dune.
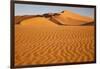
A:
[53,10,94,25]
[15,10,94,26]
[15,25,94,66]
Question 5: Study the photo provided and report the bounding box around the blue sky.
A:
[15,4,94,18]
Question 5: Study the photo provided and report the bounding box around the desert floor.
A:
[15,25,95,66]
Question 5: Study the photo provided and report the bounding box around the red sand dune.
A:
[53,10,94,25]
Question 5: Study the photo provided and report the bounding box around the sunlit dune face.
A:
[20,17,58,27]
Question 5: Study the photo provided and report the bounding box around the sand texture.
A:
[15,25,95,66]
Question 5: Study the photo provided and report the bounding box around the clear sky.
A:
[15,4,94,18]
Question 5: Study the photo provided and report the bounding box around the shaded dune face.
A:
[21,17,58,27]
[51,16,86,26]
[53,10,94,26]
[15,15,35,24]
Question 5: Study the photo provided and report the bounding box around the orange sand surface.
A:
[15,25,95,66]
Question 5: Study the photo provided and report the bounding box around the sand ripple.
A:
[15,26,95,66]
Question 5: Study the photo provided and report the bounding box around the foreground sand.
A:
[15,25,94,66]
